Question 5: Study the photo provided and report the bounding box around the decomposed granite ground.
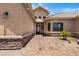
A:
[0,35,79,56]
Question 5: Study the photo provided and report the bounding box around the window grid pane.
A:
[53,23,63,31]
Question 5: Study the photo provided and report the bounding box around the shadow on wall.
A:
[0,3,35,36]
[0,15,34,36]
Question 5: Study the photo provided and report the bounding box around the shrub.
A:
[60,31,71,40]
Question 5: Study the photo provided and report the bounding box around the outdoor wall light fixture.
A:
[4,12,8,16]
[3,11,9,19]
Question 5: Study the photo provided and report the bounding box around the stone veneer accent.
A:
[0,32,35,50]
[22,32,35,47]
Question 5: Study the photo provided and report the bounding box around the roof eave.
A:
[44,17,75,22]
[22,3,36,22]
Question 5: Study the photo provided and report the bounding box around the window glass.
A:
[53,23,63,31]
[35,16,37,19]
[39,16,41,18]
[43,16,46,19]
[48,23,51,31]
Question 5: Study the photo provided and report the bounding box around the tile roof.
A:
[46,13,76,20]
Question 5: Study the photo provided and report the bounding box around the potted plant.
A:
[60,31,71,40]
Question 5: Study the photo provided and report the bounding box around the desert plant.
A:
[60,31,71,40]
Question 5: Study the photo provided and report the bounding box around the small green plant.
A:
[60,31,71,40]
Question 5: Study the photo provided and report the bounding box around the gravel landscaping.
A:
[0,35,79,56]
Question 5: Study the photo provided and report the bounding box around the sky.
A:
[32,3,79,14]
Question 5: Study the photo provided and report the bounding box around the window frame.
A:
[35,16,37,19]
[43,16,46,19]
[48,23,51,31]
[53,22,63,31]
[39,16,41,19]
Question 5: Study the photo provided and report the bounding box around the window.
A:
[39,16,41,18]
[35,16,37,19]
[43,16,46,19]
[48,23,51,31]
[53,23,63,31]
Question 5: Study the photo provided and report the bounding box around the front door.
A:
[36,22,44,34]
[36,25,40,34]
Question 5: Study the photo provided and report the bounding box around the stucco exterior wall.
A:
[74,19,79,33]
[34,10,48,20]
[44,19,74,36]
[0,4,35,36]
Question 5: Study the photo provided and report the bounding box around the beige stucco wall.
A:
[74,18,79,33]
[34,10,48,21]
[44,19,74,35]
[0,3,35,36]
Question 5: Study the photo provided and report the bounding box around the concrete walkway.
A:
[0,35,79,56]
